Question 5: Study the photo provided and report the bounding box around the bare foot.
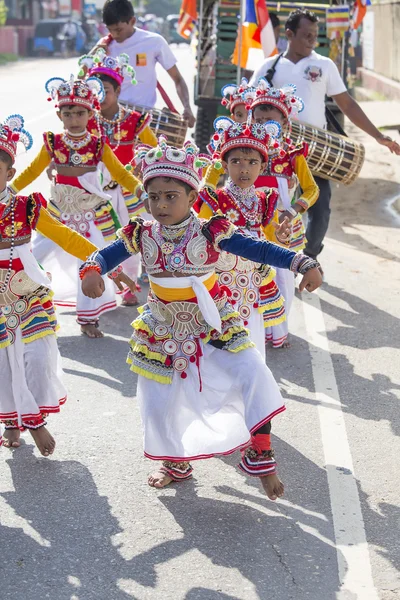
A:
[275,340,291,349]
[81,324,104,338]
[29,427,56,457]
[3,429,21,448]
[148,470,173,488]
[260,473,284,501]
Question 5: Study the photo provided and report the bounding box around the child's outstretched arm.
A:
[102,144,143,196]
[292,154,319,213]
[10,146,52,193]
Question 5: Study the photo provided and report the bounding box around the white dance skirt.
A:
[138,343,285,462]
[32,222,117,323]
[265,268,295,347]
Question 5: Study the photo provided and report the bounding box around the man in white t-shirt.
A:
[97,0,195,126]
[250,9,399,264]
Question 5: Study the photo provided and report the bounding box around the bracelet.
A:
[107,265,123,280]
[275,232,291,245]
[296,255,320,275]
[79,263,102,280]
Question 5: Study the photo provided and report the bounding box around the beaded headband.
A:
[45,74,105,111]
[221,78,256,112]
[135,136,212,190]
[0,114,33,163]
[79,48,137,87]
[210,115,282,161]
[251,78,304,119]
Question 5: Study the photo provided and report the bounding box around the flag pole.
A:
[195,0,204,98]
[236,0,244,84]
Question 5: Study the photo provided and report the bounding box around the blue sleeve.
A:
[94,239,132,274]
[219,232,296,270]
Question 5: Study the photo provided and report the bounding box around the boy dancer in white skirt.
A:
[10,74,143,338]
[0,115,104,454]
[251,78,319,348]
[80,136,322,500]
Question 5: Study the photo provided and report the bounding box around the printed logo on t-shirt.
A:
[136,53,147,66]
[304,65,322,82]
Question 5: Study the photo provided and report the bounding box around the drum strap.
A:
[156,81,179,114]
[264,52,348,137]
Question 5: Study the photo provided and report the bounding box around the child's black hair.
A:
[145,176,195,195]
[223,147,264,162]
[0,149,13,168]
[103,0,134,26]
[93,72,119,91]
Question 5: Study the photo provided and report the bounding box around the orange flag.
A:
[177,0,197,39]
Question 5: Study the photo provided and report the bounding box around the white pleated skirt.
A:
[138,344,285,462]
[32,223,117,324]
[265,268,295,347]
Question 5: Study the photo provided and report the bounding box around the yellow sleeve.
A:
[198,203,214,219]
[261,209,279,241]
[36,208,98,261]
[203,163,224,189]
[102,143,142,195]
[138,126,158,147]
[294,154,319,210]
[10,145,52,193]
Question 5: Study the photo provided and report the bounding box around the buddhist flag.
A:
[233,0,277,70]
[352,0,371,29]
[326,6,350,38]
[177,0,197,39]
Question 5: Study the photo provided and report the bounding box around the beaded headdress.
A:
[221,78,256,112]
[210,115,283,161]
[45,74,105,111]
[136,136,212,190]
[0,114,33,163]
[78,48,137,87]
[251,78,304,119]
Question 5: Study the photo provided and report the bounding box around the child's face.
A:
[101,81,120,111]
[0,159,15,193]
[231,104,248,123]
[146,178,197,226]
[107,18,136,43]
[57,107,92,134]
[253,105,286,126]
[222,149,265,189]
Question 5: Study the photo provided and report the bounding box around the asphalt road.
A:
[0,48,399,600]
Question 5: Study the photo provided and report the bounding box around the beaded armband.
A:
[79,251,105,279]
[294,198,309,212]
[290,254,320,274]
[79,263,102,280]
[107,265,123,280]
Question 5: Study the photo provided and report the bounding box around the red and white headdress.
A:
[0,114,33,163]
[251,78,304,119]
[135,136,212,190]
[210,116,283,161]
[45,74,105,111]
[78,48,137,87]
[221,78,256,112]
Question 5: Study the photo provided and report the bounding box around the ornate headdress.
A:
[221,78,256,112]
[45,74,105,111]
[209,115,283,162]
[251,78,304,119]
[0,114,33,163]
[135,136,212,190]
[78,48,137,87]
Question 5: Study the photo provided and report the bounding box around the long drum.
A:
[290,120,365,185]
[122,103,188,148]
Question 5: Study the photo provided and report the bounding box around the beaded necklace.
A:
[0,188,15,294]
[62,131,92,166]
[96,105,126,150]
[153,213,198,272]
[225,179,261,227]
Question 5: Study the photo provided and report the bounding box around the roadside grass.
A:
[0,53,18,66]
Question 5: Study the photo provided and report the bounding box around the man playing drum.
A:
[250,9,400,270]
[94,0,196,128]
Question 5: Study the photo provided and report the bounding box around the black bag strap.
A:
[325,105,347,137]
[265,53,284,85]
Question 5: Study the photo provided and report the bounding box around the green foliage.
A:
[0,0,8,26]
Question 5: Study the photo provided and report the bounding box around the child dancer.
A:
[80,136,322,500]
[196,117,290,358]
[10,75,143,338]
[0,115,101,454]
[80,49,157,304]
[220,78,255,124]
[251,78,319,348]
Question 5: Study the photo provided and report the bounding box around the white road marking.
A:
[302,292,380,600]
